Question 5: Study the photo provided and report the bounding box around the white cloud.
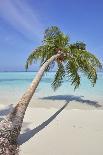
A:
[0,0,44,40]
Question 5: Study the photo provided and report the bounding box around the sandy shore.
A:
[0,100,103,155]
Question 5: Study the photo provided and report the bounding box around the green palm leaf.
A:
[66,58,80,89]
[52,62,65,90]
[26,26,102,90]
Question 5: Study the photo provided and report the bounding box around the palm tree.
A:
[0,26,102,154]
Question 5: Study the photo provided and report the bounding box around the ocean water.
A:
[0,72,103,107]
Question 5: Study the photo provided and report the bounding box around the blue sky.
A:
[0,0,103,71]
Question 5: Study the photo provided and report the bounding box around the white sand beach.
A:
[0,99,103,155]
[0,0,103,153]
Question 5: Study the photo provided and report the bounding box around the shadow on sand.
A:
[18,102,68,145]
[0,104,13,122]
[18,95,101,145]
[41,95,101,108]
[0,104,13,117]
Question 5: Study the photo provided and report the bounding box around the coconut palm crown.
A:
[26,26,102,90]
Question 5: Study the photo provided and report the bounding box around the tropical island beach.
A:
[0,0,103,155]
[0,72,103,155]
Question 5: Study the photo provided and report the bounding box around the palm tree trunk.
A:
[0,53,61,155]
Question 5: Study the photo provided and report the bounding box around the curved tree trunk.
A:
[0,53,61,155]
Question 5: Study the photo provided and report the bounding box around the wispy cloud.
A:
[0,0,44,41]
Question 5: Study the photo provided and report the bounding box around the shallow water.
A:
[0,72,103,108]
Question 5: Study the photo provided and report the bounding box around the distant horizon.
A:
[0,0,103,71]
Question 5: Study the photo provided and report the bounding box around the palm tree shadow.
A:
[0,104,13,117]
[41,95,101,108]
[18,95,101,145]
[18,103,68,145]
[0,104,13,122]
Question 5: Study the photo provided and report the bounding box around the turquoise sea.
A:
[0,72,103,108]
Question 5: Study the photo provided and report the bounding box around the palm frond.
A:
[77,50,102,86]
[52,62,65,90]
[66,59,80,89]
[44,26,69,49]
[45,61,55,72]
[25,45,55,70]
[80,50,102,69]
[25,46,43,70]
[76,54,98,86]
[67,48,102,86]
[70,44,102,69]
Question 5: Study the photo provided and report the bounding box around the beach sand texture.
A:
[0,101,103,155]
